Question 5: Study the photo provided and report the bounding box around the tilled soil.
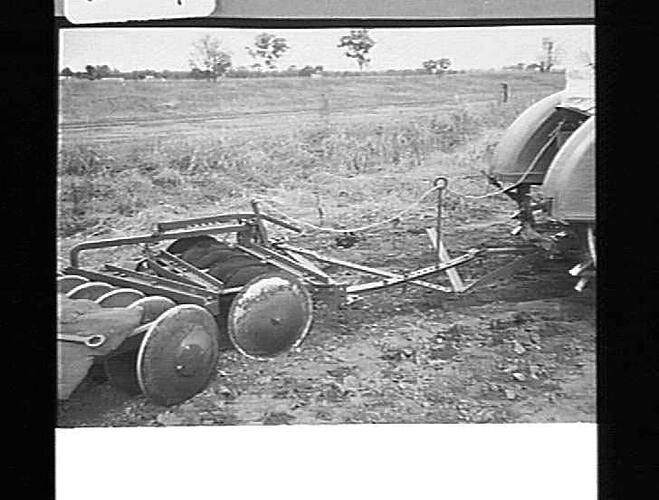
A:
[57,211,595,427]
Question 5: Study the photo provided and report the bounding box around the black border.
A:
[596,11,658,500]
[14,1,659,498]
[54,16,593,29]
[10,2,57,499]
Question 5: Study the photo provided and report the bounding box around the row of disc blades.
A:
[58,273,219,406]
[57,236,313,406]
[172,237,314,360]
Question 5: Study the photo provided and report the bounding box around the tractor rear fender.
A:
[489,91,566,184]
[542,115,595,224]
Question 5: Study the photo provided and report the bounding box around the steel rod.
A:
[236,244,331,283]
[157,250,226,290]
[144,258,203,288]
[102,265,216,296]
[279,243,452,293]
[156,212,302,234]
[345,250,479,294]
[69,224,249,267]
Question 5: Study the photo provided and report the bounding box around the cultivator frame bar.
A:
[63,204,528,305]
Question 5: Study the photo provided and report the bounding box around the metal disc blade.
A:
[166,236,219,255]
[127,296,177,323]
[96,288,146,308]
[194,247,238,269]
[67,282,116,300]
[58,275,89,294]
[228,272,313,360]
[136,304,219,406]
[105,350,141,395]
[208,256,258,281]
[223,264,274,288]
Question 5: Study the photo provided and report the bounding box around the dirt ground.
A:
[58,98,495,145]
[57,205,596,427]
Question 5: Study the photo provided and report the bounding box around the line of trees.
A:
[61,31,562,81]
[61,30,453,82]
[61,30,374,81]
[60,66,469,81]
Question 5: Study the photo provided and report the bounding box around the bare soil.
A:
[57,207,596,427]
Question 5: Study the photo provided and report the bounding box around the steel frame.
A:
[64,189,546,310]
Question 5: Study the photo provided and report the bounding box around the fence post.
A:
[500,82,510,103]
[320,92,330,126]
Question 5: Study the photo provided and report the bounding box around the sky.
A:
[59,25,594,73]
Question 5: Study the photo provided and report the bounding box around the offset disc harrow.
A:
[58,204,491,407]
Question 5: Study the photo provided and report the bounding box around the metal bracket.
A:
[58,333,107,348]
[426,227,466,293]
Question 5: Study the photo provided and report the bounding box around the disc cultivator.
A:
[58,197,486,406]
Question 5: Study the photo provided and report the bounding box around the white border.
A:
[57,424,597,499]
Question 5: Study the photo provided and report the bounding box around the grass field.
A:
[59,72,561,123]
[57,71,564,239]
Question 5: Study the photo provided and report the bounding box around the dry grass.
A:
[57,72,564,239]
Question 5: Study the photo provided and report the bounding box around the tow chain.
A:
[255,182,443,234]
[253,121,565,234]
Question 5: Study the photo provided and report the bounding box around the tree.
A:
[437,58,451,71]
[246,33,289,70]
[97,65,112,78]
[60,67,73,77]
[189,35,232,81]
[421,58,452,75]
[299,65,315,77]
[337,29,375,71]
[85,65,98,80]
